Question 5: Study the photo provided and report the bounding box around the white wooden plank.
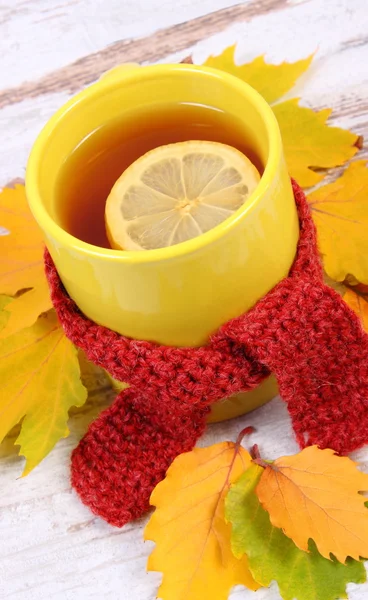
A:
[0,91,73,186]
[1,0,368,599]
[1,0,368,185]
[0,0,246,87]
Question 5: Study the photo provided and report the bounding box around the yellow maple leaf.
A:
[204,45,313,104]
[344,287,368,331]
[203,47,358,188]
[0,184,52,337]
[0,310,87,475]
[0,279,52,338]
[308,160,368,283]
[145,440,258,600]
[255,445,368,563]
[0,295,11,330]
[274,100,358,187]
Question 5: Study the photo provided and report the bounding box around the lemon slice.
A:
[105,140,260,251]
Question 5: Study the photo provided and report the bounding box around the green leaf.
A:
[225,464,366,600]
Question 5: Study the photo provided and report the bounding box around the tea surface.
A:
[56,102,263,247]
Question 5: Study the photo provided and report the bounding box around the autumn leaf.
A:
[0,184,52,337]
[0,295,11,330]
[144,438,258,600]
[344,287,368,331]
[349,281,368,294]
[274,100,358,187]
[308,160,368,283]
[255,445,368,563]
[202,47,359,187]
[325,277,368,331]
[0,279,52,338]
[0,310,87,475]
[226,463,366,600]
[204,45,313,104]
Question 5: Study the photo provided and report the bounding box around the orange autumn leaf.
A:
[145,440,258,600]
[308,161,368,284]
[0,295,11,330]
[256,445,368,563]
[226,463,366,600]
[344,287,368,332]
[0,184,52,336]
[0,278,52,338]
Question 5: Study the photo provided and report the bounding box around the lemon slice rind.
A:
[105,140,260,251]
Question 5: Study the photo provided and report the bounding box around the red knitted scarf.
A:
[45,181,368,527]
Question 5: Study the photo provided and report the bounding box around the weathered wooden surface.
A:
[1,0,368,598]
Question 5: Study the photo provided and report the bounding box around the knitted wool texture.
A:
[45,181,368,527]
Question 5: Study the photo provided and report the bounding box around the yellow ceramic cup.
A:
[26,64,299,421]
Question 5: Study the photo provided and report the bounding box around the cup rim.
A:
[26,63,283,264]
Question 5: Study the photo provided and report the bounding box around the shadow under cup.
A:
[26,64,299,422]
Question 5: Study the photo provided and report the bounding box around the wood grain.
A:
[1,1,368,599]
[0,0,291,109]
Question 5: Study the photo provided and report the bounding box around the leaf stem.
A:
[252,458,271,469]
[235,426,255,449]
[250,444,273,468]
[250,444,261,460]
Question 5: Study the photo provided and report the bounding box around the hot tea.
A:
[55,102,263,248]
